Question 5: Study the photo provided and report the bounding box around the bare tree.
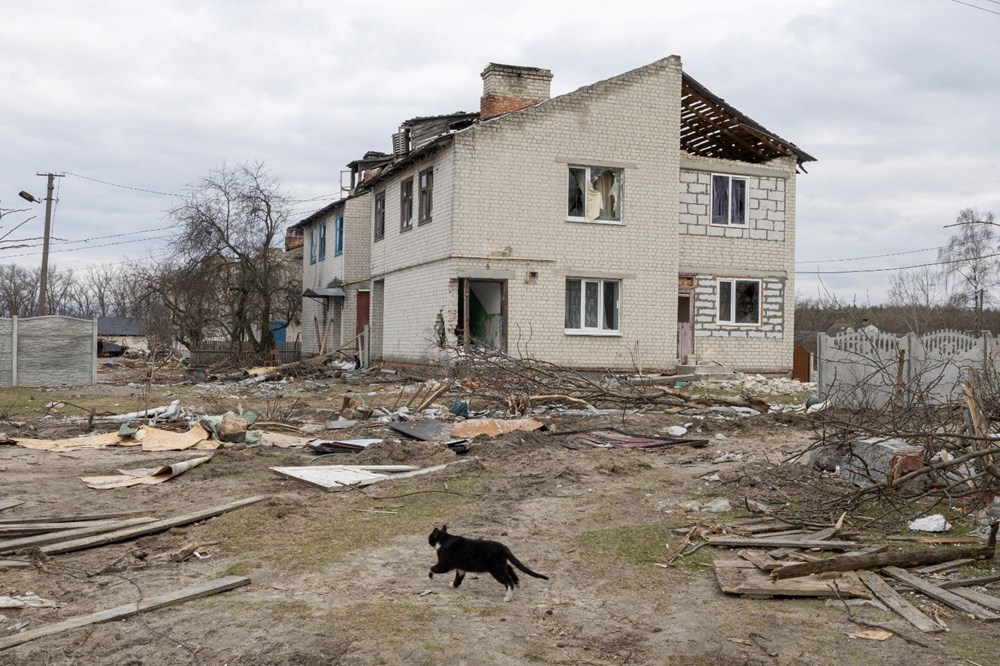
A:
[939,208,999,331]
[168,161,297,351]
[886,266,948,333]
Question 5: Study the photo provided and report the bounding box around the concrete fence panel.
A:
[0,316,97,387]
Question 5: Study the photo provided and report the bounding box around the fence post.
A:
[92,318,98,385]
[363,324,370,368]
[10,316,17,387]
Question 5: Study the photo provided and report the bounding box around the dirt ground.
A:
[1,365,999,665]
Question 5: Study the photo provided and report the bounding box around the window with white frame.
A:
[309,227,317,265]
[711,174,747,226]
[318,222,327,261]
[567,166,622,222]
[565,278,620,333]
[717,279,760,325]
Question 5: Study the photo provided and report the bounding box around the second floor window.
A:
[318,222,327,261]
[400,178,413,231]
[309,227,317,264]
[374,191,385,241]
[418,168,433,224]
[711,174,747,226]
[334,215,344,256]
[568,166,622,222]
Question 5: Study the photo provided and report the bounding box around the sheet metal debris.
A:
[80,456,213,490]
[271,463,453,492]
[307,438,382,454]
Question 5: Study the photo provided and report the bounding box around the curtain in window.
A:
[584,281,599,327]
[592,169,619,221]
[731,178,746,225]
[735,280,759,323]
[712,175,729,225]
[602,281,618,330]
[565,280,581,328]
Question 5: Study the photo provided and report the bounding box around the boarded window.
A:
[567,166,622,222]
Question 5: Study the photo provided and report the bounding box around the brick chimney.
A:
[480,63,553,120]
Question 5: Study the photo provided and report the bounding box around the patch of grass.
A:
[271,601,313,620]
[205,479,476,572]
[576,522,677,568]
[326,602,442,643]
[224,561,255,576]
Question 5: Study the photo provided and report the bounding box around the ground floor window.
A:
[718,278,760,325]
[565,278,620,333]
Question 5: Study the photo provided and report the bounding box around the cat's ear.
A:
[441,524,448,533]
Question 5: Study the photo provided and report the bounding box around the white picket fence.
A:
[817,327,990,407]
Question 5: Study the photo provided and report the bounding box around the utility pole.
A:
[35,172,63,316]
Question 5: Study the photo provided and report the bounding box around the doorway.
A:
[677,277,694,364]
[356,289,370,363]
[457,279,507,353]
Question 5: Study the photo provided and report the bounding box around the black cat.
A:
[427,525,549,602]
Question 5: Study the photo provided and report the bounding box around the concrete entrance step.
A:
[673,364,738,380]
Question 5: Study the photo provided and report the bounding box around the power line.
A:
[63,172,181,197]
[795,250,1000,275]
[797,244,945,265]
[0,226,174,252]
[949,0,1000,16]
[0,234,173,260]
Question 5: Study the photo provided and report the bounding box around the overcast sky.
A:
[3,0,999,304]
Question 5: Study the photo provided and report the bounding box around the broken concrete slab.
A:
[839,437,924,489]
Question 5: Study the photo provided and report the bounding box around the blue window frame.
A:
[318,222,327,261]
[334,215,344,256]
[309,227,316,264]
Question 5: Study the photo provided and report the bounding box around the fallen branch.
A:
[772,523,998,581]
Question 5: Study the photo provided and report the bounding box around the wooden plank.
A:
[0,519,140,535]
[0,576,249,651]
[713,559,869,598]
[39,496,267,556]
[881,567,1000,620]
[0,559,31,569]
[707,537,855,550]
[0,518,158,555]
[913,558,976,575]
[738,549,782,571]
[767,526,841,558]
[950,587,1000,612]
[0,509,150,525]
[940,574,1000,589]
[0,500,25,513]
[857,570,944,633]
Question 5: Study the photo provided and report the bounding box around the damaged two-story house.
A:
[292,55,814,372]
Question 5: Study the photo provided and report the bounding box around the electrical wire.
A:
[949,0,1000,15]
[63,171,181,197]
[0,235,173,260]
[795,249,1000,275]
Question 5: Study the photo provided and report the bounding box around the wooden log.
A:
[0,519,140,536]
[772,523,998,581]
[707,537,855,550]
[0,518,158,555]
[856,570,944,633]
[39,496,267,555]
[881,566,1000,620]
[0,576,249,651]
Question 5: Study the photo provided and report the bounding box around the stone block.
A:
[839,438,925,489]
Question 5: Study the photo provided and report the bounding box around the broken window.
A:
[565,278,620,333]
[711,174,747,226]
[718,279,760,325]
[374,191,385,241]
[400,178,413,231]
[418,168,433,224]
[318,222,327,262]
[567,166,622,222]
[334,215,344,257]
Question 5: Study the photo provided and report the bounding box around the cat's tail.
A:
[505,550,549,580]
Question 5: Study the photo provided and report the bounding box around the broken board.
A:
[560,428,708,450]
[0,575,249,651]
[713,559,870,598]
